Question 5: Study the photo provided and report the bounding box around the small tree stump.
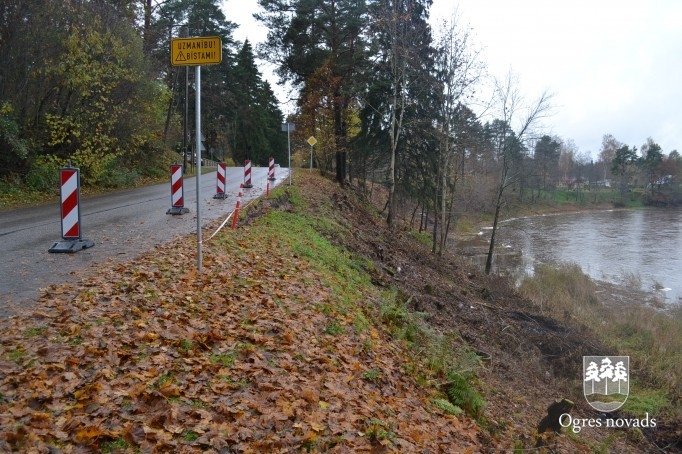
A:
[537,398,574,434]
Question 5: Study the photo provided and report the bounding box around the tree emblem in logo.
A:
[583,356,629,412]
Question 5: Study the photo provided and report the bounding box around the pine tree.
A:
[257,0,369,184]
[233,40,285,165]
[360,0,439,227]
[613,360,628,395]
[584,361,600,394]
[599,357,614,395]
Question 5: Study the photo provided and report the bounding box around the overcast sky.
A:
[224,0,682,159]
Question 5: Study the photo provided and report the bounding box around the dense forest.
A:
[1,0,681,246]
[0,0,287,188]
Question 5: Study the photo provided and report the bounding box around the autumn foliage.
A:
[0,180,481,452]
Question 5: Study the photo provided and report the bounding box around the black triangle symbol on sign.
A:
[176,51,187,62]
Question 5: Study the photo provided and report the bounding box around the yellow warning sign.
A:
[171,36,222,66]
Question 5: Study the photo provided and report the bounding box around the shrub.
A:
[26,155,62,191]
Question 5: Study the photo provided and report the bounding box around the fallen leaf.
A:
[74,425,105,443]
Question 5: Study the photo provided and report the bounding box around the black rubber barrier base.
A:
[166,207,190,215]
[213,193,228,199]
[48,238,95,253]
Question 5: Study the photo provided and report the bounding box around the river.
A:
[460,208,682,304]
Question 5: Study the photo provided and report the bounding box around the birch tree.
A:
[432,10,482,253]
[484,72,552,274]
[362,0,435,227]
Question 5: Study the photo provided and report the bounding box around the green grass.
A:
[364,418,396,444]
[23,326,47,337]
[410,230,432,248]
[156,373,173,388]
[100,438,128,454]
[7,348,26,364]
[623,384,670,416]
[362,369,382,382]
[182,430,199,442]
[0,182,57,210]
[256,188,374,312]
[209,351,237,367]
[101,438,128,453]
[431,398,463,416]
[324,320,344,336]
[353,311,370,334]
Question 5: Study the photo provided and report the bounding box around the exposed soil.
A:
[297,174,681,452]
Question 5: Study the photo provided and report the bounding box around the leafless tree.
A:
[432,9,484,254]
[485,72,552,274]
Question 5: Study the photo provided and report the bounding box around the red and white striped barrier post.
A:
[214,162,227,199]
[243,159,253,188]
[231,184,244,229]
[166,163,189,215]
[268,157,276,181]
[48,165,94,253]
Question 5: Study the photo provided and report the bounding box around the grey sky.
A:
[432,0,681,158]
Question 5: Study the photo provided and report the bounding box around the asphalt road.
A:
[0,166,288,315]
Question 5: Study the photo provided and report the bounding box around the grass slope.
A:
[1,173,678,452]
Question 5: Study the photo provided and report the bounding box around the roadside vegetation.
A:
[519,264,682,418]
[2,173,678,452]
[0,154,222,211]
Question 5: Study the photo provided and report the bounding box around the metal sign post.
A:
[281,122,296,185]
[195,66,202,273]
[307,136,317,171]
[171,35,222,274]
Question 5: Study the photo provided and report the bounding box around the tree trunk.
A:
[443,181,458,254]
[485,198,502,275]
[438,149,450,255]
[336,151,346,186]
[333,85,347,185]
[486,159,508,275]
[410,200,420,229]
[431,204,438,254]
[163,68,179,142]
[439,156,448,255]
[387,152,396,226]
[387,88,398,227]
[143,0,152,55]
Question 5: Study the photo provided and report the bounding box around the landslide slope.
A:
[0,173,664,452]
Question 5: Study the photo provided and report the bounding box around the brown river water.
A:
[460,208,682,304]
